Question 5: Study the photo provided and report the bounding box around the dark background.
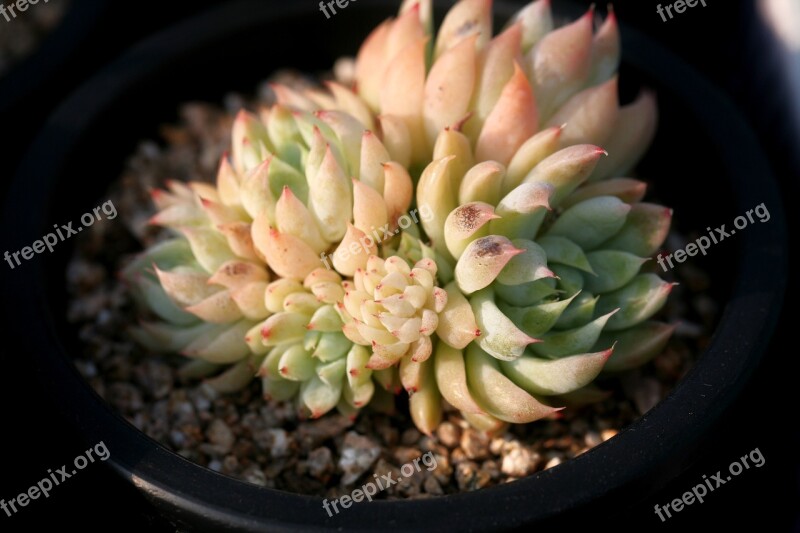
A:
[0,0,797,531]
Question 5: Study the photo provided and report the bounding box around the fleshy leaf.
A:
[470,288,538,361]
[597,321,676,372]
[546,196,631,250]
[465,344,560,423]
[501,347,613,395]
[596,274,674,331]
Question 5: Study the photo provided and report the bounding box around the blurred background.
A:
[0,0,796,530]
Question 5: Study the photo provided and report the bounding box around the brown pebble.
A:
[544,457,562,470]
[393,446,423,466]
[435,422,461,448]
[501,445,538,477]
[401,428,422,446]
[450,448,468,464]
[489,437,507,456]
[423,475,444,495]
[455,461,491,491]
[460,429,490,460]
[601,429,618,442]
[584,431,602,448]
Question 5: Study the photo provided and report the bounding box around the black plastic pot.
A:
[2,0,787,530]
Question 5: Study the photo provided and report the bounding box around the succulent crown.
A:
[125,0,675,435]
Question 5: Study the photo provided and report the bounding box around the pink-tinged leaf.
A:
[546,76,619,149]
[444,202,499,258]
[352,179,389,236]
[476,62,538,166]
[355,19,392,110]
[377,115,412,168]
[434,0,492,59]
[523,144,607,208]
[184,291,242,324]
[252,223,322,281]
[381,162,414,229]
[424,34,478,146]
[230,281,270,320]
[467,22,523,141]
[509,0,553,53]
[217,222,260,262]
[153,266,217,307]
[332,224,378,277]
[591,90,658,180]
[455,236,525,294]
[589,9,621,86]
[209,260,269,291]
[216,156,241,206]
[380,37,430,165]
[503,126,563,194]
[458,160,505,207]
[561,178,648,209]
[525,7,593,120]
[385,2,426,64]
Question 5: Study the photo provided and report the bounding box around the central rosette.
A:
[339,255,446,390]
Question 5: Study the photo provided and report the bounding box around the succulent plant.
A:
[125,0,676,436]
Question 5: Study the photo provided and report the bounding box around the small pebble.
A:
[265,428,291,458]
[435,422,461,448]
[584,431,602,448]
[338,432,381,485]
[460,429,490,460]
[601,429,618,442]
[423,475,444,495]
[501,445,538,477]
[544,457,563,470]
[401,428,422,446]
[206,419,235,455]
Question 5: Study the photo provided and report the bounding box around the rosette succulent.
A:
[125,0,676,435]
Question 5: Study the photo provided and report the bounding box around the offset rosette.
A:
[147,104,415,281]
[422,125,675,431]
[253,268,387,419]
[337,255,447,433]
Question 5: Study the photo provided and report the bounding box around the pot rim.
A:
[3,1,787,531]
